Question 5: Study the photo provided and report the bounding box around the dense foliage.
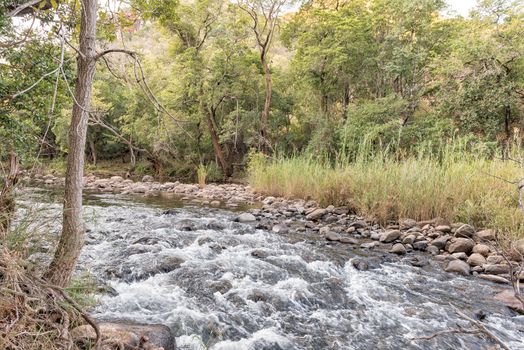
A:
[1,0,524,179]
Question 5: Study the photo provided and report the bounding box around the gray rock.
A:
[447,238,475,254]
[451,252,468,260]
[236,213,257,223]
[360,241,379,249]
[340,237,359,244]
[494,289,524,314]
[486,255,505,264]
[306,208,327,220]
[350,220,368,229]
[379,230,401,243]
[483,264,510,275]
[402,235,416,245]
[431,235,451,249]
[72,322,175,350]
[319,226,331,236]
[412,240,428,251]
[272,224,289,234]
[435,225,451,233]
[370,232,381,240]
[426,245,439,255]
[142,175,154,182]
[467,253,486,267]
[400,218,417,230]
[454,224,475,238]
[445,260,470,275]
[472,244,490,257]
[390,243,406,255]
[478,274,509,284]
[476,229,496,241]
[325,231,342,241]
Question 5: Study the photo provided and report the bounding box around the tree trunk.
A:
[503,104,511,159]
[260,55,272,154]
[44,0,97,287]
[0,151,19,237]
[89,138,97,166]
[205,110,232,177]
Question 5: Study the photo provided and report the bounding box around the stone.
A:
[390,243,406,255]
[351,259,369,271]
[478,274,509,284]
[426,245,439,255]
[445,260,470,275]
[486,255,505,264]
[467,253,486,267]
[454,224,475,238]
[340,237,359,244]
[413,240,428,251]
[483,264,510,275]
[447,238,475,254]
[472,244,490,257]
[400,218,417,230]
[319,226,331,235]
[476,229,496,241]
[451,252,468,260]
[435,225,451,233]
[350,220,368,229]
[402,235,416,245]
[334,206,350,215]
[142,175,154,182]
[360,241,378,249]
[71,322,175,350]
[379,230,401,243]
[306,208,327,220]
[272,224,289,234]
[236,213,257,223]
[431,235,451,249]
[494,290,524,314]
[516,238,524,256]
[110,175,124,182]
[370,232,381,240]
[325,231,342,241]
[407,256,429,267]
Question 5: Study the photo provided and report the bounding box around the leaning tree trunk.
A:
[44,0,97,287]
[205,111,232,177]
[260,55,272,154]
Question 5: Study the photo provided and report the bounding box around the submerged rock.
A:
[494,290,524,314]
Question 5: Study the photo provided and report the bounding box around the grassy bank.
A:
[248,152,524,239]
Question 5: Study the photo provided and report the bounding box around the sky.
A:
[446,0,477,17]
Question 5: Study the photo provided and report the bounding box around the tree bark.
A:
[205,109,232,177]
[260,55,272,153]
[44,0,97,287]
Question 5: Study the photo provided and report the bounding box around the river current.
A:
[18,188,524,349]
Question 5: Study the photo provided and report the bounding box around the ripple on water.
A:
[19,190,524,350]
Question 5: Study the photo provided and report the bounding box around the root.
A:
[0,248,99,350]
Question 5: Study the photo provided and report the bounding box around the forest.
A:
[1,0,524,349]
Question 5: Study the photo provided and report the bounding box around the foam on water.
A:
[20,189,524,350]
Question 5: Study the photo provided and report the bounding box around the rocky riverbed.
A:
[30,173,524,316]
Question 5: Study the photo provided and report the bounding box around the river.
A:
[17,187,524,349]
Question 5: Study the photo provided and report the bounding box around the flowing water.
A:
[18,188,524,349]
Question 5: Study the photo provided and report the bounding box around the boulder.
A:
[272,224,289,234]
[431,235,451,250]
[472,244,490,257]
[451,252,468,260]
[339,237,359,244]
[72,322,175,350]
[494,290,524,314]
[447,238,474,254]
[235,213,257,223]
[454,224,475,238]
[379,230,401,243]
[350,220,368,229]
[325,231,342,241]
[402,235,416,245]
[467,253,486,267]
[516,238,524,256]
[412,240,428,251]
[483,264,510,275]
[399,218,417,230]
[390,243,406,255]
[306,208,327,220]
[478,274,509,284]
[426,245,439,255]
[486,255,505,264]
[435,225,451,233]
[445,260,470,275]
[476,229,496,241]
[319,226,331,236]
[142,175,154,182]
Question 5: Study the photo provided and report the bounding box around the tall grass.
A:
[248,145,524,239]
